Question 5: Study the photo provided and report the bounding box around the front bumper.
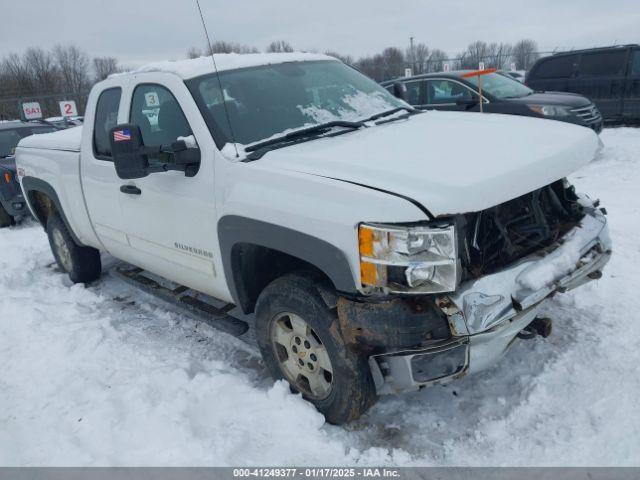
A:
[369,209,611,394]
[0,190,27,217]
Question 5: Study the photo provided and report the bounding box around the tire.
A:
[0,204,14,228]
[255,273,377,425]
[46,213,102,283]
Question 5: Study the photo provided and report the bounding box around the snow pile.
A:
[298,91,397,124]
[17,125,82,152]
[116,52,335,80]
[515,217,600,291]
[1,128,640,466]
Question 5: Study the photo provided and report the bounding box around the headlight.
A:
[358,223,458,294]
[529,105,571,117]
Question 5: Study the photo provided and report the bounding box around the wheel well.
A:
[230,243,335,314]
[28,190,58,226]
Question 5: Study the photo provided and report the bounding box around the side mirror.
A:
[392,82,408,101]
[109,124,150,180]
[170,138,201,177]
[456,97,479,107]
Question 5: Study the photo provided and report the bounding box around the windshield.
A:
[187,60,406,147]
[466,72,533,99]
[0,126,56,157]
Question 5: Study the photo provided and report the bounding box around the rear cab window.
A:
[93,88,122,160]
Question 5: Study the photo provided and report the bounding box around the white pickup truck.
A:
[15,53,611,424]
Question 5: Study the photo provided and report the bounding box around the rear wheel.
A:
[0,204,14,228]
[255,273,377,425]
[46,213,102,283]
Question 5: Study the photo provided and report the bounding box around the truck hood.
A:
[506,91,592,108]
[258,110,600,217]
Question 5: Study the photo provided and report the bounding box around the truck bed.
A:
[15,125,100,249]
[17,125,82,152]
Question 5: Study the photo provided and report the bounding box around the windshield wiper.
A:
[243,108,415,161]
[244,120,364,161]
[362,106,414,123]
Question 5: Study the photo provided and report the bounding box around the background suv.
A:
[383,70,603,133]
[526,44,640,123]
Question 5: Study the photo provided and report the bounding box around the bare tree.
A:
[188,41,258,56]
[24,48,58,93]
[187,47,203,59]
[53,45,90,93]
[512,39,540,70]
[93,57,119,81]
[406,43,430,74]
[487,42,513,69]
[266,40,294,53]
[427,49,448,72]
[380,47,405,80]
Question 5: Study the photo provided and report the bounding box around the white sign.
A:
[443,63,450,72]
[59,100,78,117]
[479,62,485,70]
[404,68,413,78]
[145,92,160,108]
[22,102,43,120]
[510,62,517,72]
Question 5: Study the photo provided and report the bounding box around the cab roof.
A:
[110,52,336,81]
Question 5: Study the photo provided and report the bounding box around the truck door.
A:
[623,49,640,120]
[117,77,227,298]
[573,50,627,120]
[80,85,131,258]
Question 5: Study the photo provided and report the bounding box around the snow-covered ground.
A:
[1,128,639,466]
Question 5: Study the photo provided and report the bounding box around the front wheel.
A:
[255,274,377,425]
[0,204,14,228]
[46,213,102,283]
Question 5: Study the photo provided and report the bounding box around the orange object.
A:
[358,226,374,257]
[461,68,497,78]
[4,172,10,184]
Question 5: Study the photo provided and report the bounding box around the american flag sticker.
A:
[113,129,132,142]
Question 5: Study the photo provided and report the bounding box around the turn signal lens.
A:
[3,172,10,184]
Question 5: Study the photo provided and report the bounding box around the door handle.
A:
[120,185,142,195]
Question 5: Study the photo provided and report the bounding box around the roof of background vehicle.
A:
[0,121,54,131]
[547,44,640,57]
[109,52,336,81]
[381,70,494,85]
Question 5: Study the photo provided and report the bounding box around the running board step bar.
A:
[112,265,249,337]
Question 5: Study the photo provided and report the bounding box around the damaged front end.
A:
[342,180,611,395]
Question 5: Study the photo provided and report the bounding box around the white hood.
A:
[258,111,601,217]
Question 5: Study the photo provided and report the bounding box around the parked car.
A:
[526,44,640,123]
[45,116,84,129]
[16,53,611,424]
[382,70,603,132]
[0,121,57,227]
[504,70,526,83]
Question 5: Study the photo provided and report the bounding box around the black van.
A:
[527,45,640,122]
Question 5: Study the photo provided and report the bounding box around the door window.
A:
[425,80,473,105]
[579,51,627,76]
[129,84,194,163]
[403,80,424,105]
[93,87,122,159]
[631,50,640,75]
[532,55,577,79]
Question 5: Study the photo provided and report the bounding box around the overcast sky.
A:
[2,0,639,67]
